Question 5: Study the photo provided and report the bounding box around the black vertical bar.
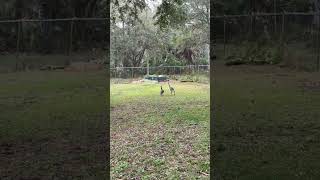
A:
[274,0,277,34]
[68,19,74,56]
[105,0,111,178]
[281,12,285,60]
[317,13,320,71]
[223,15,226,58]
[210,0,215,178]
[282,12,285,42]
[131,68,133,78]
[16,20,21,57]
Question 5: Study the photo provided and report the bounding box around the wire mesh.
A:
[0,18,108,73]
[110,65,210,79]
[213,13,320,71]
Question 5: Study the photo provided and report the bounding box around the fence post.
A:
[16,20,21,58]
[15,20,22,71]
[224,15,226,58]
[282,12,285,42]
[274,0,277,34]
[131,68,134,78]
[147,58,150,76]
[68,18,74,56]
[281,12,285,60]
[317,12,320,71]
[250,13,253,38]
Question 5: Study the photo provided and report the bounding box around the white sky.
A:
[146,0,162,12]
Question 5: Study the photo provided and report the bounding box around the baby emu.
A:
[168,81,175,95]
[160,86,164,96]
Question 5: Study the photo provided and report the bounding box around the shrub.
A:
[224,41,284,66]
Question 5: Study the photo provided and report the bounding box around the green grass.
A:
[4,58,318,179]
[213,62,320,179]
[111,80,210,179]
[0,70,107,179]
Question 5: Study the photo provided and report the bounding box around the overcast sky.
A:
[146,0,161,12]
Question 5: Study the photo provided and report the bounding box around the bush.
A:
[224,41,284,66]
[177,74,209,84]
[225,59,246,66]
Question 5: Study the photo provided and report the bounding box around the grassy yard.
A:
[213,62,320,179]
[111,80,210,179]
[3,61,318,179]
[0,70,108,179]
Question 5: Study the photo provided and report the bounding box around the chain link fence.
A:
[0,18,108,73]
[213,12,320,72]
[110,65,210,79]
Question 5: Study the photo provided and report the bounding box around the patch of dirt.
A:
[300,80,320,91]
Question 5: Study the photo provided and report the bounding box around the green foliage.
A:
[110,0,147,25]
[198,57,210,65]
[225,59,246,66]
[163,53,184,66]
[111,0,209,68]
[178,74,209,84]
[153,0,187,29]
[225,40,284,66]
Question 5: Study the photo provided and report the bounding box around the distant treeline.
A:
[0,0,108,54]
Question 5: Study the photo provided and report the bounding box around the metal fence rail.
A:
[0,17,109,23]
